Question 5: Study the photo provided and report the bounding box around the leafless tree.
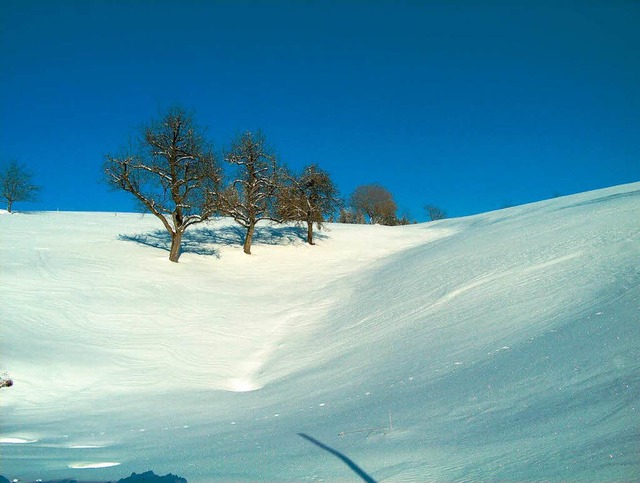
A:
[350,184,398,225]
[220,131,282,254]
[424,204,447,221]
[104,107,222,262]
[279,164,341,244]
[0,161,41,213]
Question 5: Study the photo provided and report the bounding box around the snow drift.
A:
[1,183,639,481]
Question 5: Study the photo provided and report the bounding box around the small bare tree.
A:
[350,184,397,225]
[220,131,282,254]
[279,164,341,244]
[424,204,447,221]
[104,107,222,262]
[0,161,41,213]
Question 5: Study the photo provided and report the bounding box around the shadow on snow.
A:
[298,433,377,482]
[119,223,327,257]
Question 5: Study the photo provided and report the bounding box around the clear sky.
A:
[1,0,638,219]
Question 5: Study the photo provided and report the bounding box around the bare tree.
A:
[0,161,41,213]
[220,131,282,254]
[350,184,397,225]
[104,107,222,262]
[424,204,447,221]
[279,164,341,244]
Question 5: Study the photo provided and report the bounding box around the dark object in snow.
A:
[298,433,377,482]
[118,471,187,483]
[0,376,13,388]
[0,471,187,483]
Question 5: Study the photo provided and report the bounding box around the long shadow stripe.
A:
[297,432,377,483]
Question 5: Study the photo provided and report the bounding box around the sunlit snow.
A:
[1,183,639,481]
[68,462,121,469]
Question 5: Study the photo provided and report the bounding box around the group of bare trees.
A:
[104,107,341,261]
[102,107,450,261]
[340,184,420,226]
[344,187,446,225]
[1,107,447,261]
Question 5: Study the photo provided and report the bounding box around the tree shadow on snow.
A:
[298,433,376,482]
[119,230,221,258]
[119,224,327,257]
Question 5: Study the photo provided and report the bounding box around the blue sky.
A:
[1,0,638,219]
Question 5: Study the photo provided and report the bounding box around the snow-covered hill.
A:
[1,183,639,482]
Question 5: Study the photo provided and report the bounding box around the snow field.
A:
[1,183,639,481]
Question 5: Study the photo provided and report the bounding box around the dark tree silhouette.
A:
[118,470,187,483]
[395,210,415,225]
[104,107,222,262]
[0,161,41,213]
[424,204,447,221]
[220,131,282,254]
[279,164,341,244]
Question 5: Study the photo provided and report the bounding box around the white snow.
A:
[68,462,121,469]
[1,183,639,481]
[0,437,38,444]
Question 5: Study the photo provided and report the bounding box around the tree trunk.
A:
[169,230,183,262]
[6,200,12,213]
[307,221,315,245]
[243,223,255,255]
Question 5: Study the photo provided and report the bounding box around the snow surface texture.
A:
[1,183,639,481]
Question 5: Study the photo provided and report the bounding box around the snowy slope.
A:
[1,183,639,482]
